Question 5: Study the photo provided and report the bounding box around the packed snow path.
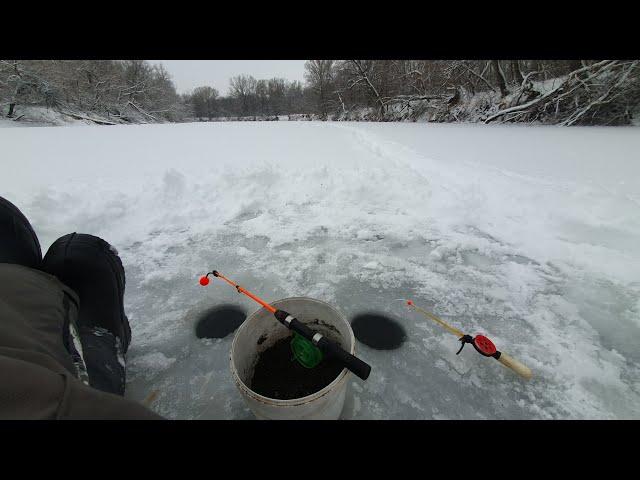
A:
[2,121,639,419]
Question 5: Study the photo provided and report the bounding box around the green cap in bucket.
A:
[291,332,323,368]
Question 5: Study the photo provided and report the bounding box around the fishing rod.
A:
[406,300,532,380]
[199,270,372,380]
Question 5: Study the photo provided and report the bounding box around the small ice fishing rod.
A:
[199,270,372,380]
[406,300,532,380]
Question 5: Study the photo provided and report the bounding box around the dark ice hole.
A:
[195,305,246,339]
[350,313,406,350]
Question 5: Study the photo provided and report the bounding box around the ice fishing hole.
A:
[195,305,246,339]
[350,313,406,350]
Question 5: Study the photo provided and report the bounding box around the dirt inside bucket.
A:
[250,335,345,400]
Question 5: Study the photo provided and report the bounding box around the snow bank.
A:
[0,104,163,128]
[0,106,93,127]
[1,121,638,419]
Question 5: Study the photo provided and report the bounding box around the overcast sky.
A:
[154,60,307,95]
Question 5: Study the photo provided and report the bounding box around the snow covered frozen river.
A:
[2,121,639,419]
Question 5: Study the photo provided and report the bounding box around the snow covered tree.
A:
[267,78,286,116]
[255,80,269,115]
[304,60,335,118]
[229,75,258,116]
[190,86,219,120]
[491,60,508,97]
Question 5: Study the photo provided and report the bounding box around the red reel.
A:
[473,335,497,356]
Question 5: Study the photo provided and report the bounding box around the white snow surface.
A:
[1,121,639,419]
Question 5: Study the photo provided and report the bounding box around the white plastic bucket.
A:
[230,297,355,420]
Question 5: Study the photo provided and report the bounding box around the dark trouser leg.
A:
[0,196,42,269]
[42,233,131,396]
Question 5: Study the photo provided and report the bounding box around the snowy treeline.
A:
[304,60,640,125]
[3,60,639,126]
[182,76,309,120]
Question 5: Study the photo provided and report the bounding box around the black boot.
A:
[0,196,42,269]
[42,233,131,352]
[42,233,131,395]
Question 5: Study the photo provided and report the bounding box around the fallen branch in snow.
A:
[560,61,639,126]
[127,101,159,122]
[60,110,118,125]
[390,94,449,102]
[484,60,638,125]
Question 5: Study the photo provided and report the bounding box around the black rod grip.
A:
[274,310,371,380]
[316,336,371,380]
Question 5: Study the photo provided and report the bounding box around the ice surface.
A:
[1,121,639,419]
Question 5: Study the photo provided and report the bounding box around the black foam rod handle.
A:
[316,336,371,380]
[274,309,372,381]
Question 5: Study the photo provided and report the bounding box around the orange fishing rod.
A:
[200,270,276,314]
[199,270,371,380]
